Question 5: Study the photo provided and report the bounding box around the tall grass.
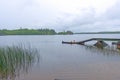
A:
[0,44,40,80]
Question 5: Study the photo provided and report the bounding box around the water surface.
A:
[0,34,120,80]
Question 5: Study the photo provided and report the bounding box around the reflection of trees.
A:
[0,45,40,80]
[84,45,120,56]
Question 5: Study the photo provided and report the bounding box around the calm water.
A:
[0,34,120,80]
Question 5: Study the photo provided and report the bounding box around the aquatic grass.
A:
[0,44,40,80]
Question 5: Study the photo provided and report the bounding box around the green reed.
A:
[0,44,40,80]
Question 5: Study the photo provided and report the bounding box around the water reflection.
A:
[0,44,40,80]
[84,45,120,56]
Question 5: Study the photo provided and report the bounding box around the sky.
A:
[0,0,120,32]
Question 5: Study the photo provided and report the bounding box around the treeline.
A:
[98,31,120,34]
[75,31,120,34]
[0,28,73,35]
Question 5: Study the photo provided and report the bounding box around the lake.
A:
[0,34,120,80]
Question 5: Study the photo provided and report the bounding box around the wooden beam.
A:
[62,38,120,45]
[92,38,120,41]
[78,38,120,44]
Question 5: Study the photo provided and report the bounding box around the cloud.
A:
[0,0,60,29]
[0,0,120,32]
[104,0,120,20]
[53,0,120,32]
[54,8,96,31]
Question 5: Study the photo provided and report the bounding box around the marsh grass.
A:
[0,44,40,80]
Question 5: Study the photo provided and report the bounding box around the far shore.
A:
[0,33,120,36]
[0,28,120,35]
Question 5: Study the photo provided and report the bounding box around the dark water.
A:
[0,34,120,80]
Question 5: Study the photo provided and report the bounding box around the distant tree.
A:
[66,31,73,34]
[57,30,73,35]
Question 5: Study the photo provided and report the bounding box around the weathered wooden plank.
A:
[79,38,120,44]
[92,38,120,41]
[62,38,120,45]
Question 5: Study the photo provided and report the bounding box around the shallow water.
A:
[0,34,120,80]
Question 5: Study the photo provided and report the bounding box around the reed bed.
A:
[0,44,40,80]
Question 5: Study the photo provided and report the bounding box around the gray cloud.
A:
[54,0,120,32]
[0,0,60,29]
[0,0,120,32]
[104,0,120,20]
[54,8,96,31]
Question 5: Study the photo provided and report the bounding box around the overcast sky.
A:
[0,0,120,32]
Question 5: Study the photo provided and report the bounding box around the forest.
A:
[0,28,73,35]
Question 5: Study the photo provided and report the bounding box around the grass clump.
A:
[0,44,40,80]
